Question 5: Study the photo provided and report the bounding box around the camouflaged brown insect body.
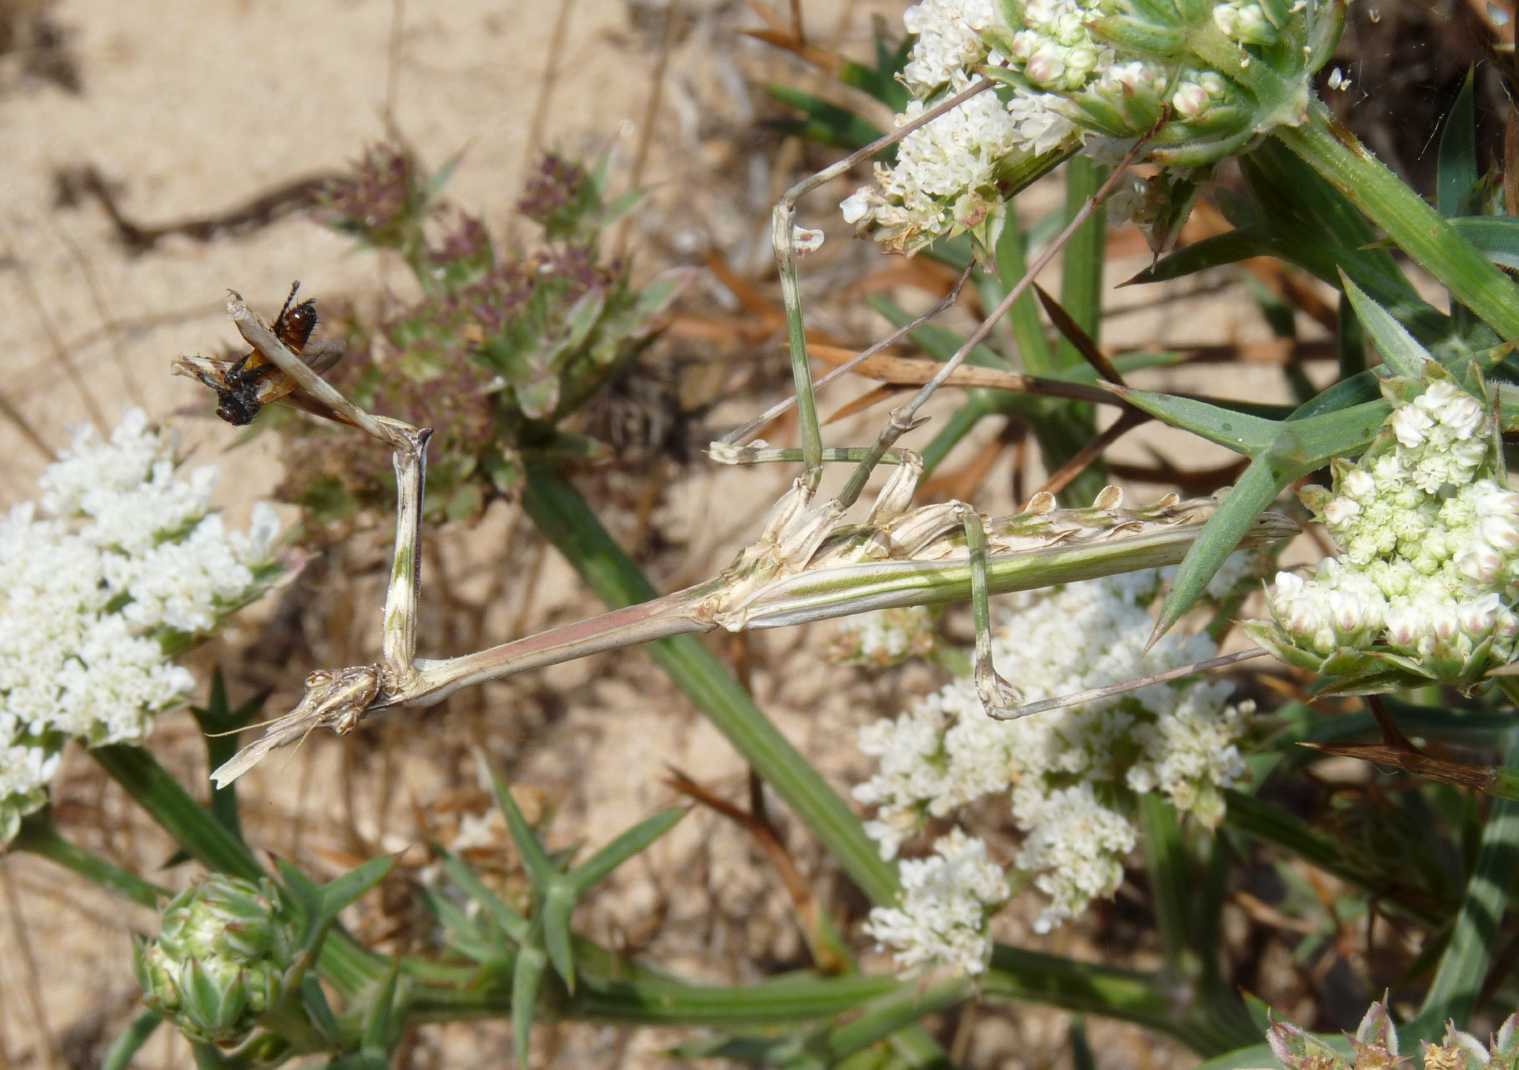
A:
[213,282,323,425]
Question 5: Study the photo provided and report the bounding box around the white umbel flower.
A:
[854,570,1257,940]
[1258,374,1519,686]
[864,828,1009,974]
[0,410,283,843]
[901,0,1000,94]
[840,0,1338,250]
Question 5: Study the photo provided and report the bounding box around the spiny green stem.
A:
[1274,99,1519,342]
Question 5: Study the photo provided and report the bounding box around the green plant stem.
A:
[11,811,166,909]
[521,463,897,904]
[1273,99,1519,342]
[981,946,1242,1051]
[92,745,264,880]
[102,1011,164,1070]
[819,979,972,1063]
[1137,795,1191,976]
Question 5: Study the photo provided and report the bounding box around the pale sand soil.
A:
[0,1,1305,1067]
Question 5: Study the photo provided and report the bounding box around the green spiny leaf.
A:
[476,751,557,889]
[1437,68,1479,218]
[1106,388,1281,454]
[570,808,686,894]
[541,883,577,993]
[512,944,549,1068]
[1151,459,1284,641]
[1338,271,1432,377]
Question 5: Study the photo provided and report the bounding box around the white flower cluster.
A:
[855,570,1257,950]
[840,87,1072,254]
[1259,377,1519,684]
[841,0,1331,252]
[863,828,1009,975]
[829,605,938,667]
[900,0,998,94]
[839,0,1082,252]
[0,410,281,843]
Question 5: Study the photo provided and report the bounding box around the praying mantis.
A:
[182,88,1295,787]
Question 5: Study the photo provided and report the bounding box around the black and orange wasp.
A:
[179,281,343,425]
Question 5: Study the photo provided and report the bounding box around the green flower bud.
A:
[134,875,299,1048]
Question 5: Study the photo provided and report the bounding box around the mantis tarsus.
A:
[187,82,1294,787]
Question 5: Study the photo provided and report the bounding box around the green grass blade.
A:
[437,847,531,944]
[570,808,686,894]
[1273,99,1519,342]
[102,1011,163,1070]
[1138,794,1192,975]
[1222,789,1441,925]
[541,883,578,993]
[476,753,557,890]
[1151,458,1284,640]
[1437,68,1479,218]
[1338,272,1432,377]
[993,210,1056,370]
[768,85,888,153]
[1056,155,1106,371]
[1450,216,1519,270]
[512,944,548,1068]
[12,811,167,909]
[1404,733,1519,1042]
[1108,388,1281,453]
[1125,230,1274,284]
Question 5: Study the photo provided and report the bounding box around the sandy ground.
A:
[0,1,1302,1067]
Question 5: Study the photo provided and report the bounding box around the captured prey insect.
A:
[173,281,344,425]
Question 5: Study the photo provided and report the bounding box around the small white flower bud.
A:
[1459,594,1500,637]
[1323,496,1361,527]
[1431,605,1461,642]
[1026,43,1068,86]
[1481,514,1519,552]
[1442,395,1485,438]
[1235,4,1275,41]
[840,189,874,225]
[1329,591,1365,634]
[1392,405,1433,448]
[1172,83,1211,118]
[1458,545,1502,584]
[1344,469,1377,501]
[1385,606,1424,648]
